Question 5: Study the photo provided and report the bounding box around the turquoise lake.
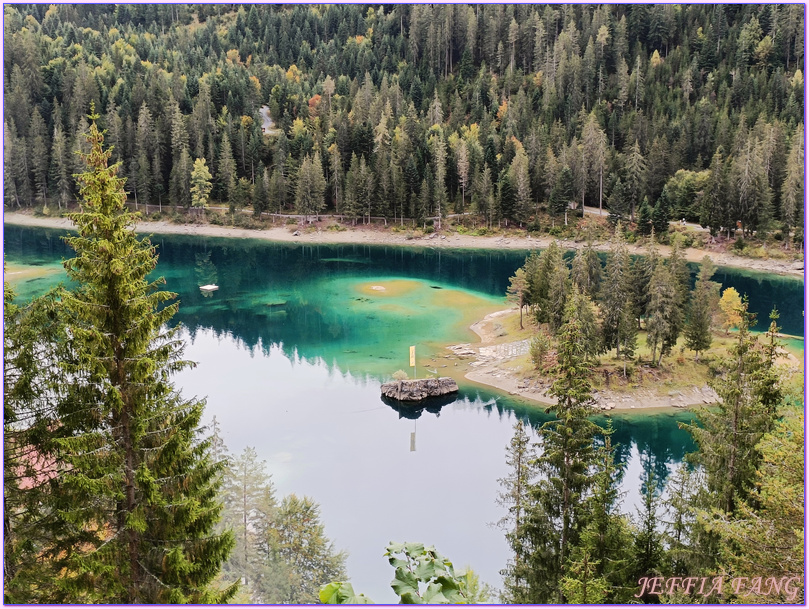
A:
[3,224,805,601]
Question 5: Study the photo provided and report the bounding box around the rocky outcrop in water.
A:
[380,377,459,402]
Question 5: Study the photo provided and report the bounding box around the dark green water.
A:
[3,224,804,601]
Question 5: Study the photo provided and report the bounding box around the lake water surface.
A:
[3,225,804,601]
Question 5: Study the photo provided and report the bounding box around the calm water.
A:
[3,224,804,601]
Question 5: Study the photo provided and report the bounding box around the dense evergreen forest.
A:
[3,4,805,604]
[3,4,805,244]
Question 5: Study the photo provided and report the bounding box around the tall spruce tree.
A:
[684,256,720,359]
[521,290,603,603]
[645,257,678,366]
[497,420,538,603]
[47,115,235,603]
[564,422,635,603]
[681,301,781,516]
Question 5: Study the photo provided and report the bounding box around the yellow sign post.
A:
[409,345,416,378]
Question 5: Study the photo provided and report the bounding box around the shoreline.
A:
[450,308,709,412]
[3,212,804,279]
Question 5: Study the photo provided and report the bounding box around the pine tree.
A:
[46,115,235,603]
[294,152,327,222]
[662,463,700,576]
[637,196,652,235]
[545,245,570,333]
[49,114,72,209]
[631,467,665,597]
[497,420,538,603]
[170,147,192,208]
[191,157,213,210]
[681,301,781,516]
[700,146,731,237]
[607,178,629,225]
[600,225,633,359]
[429,128,448,229]
[651,198,669,235]
[550,166,574,225]
[220,446,277,596]
[28,108,50,205]
[564,423,634,603]
[780,123,803,247]
[645,257,678,366]
[684,257,719,359]
[218,131,237,204]
[522,292,603,603]
[570,240,602,300]
[3,282,69,602]
[253,163,270,217]
[704,406,804,603]
[506,268,528,330]
[624,139,647,222]
[510,143,532,225]
[266,495,347,604]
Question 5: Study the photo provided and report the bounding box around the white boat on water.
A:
[199,284,219,292]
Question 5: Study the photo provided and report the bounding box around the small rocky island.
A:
[380,378,459,402]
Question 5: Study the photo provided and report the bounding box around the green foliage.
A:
[11,117,236,603]
[680,300,782,571]
[684,257,720,358]
[191,157,213,209]
[529,332,552,371]
[699,404,804,603]
[3,5,803,234]
[320,542,487,604]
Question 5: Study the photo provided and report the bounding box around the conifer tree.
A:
[267,495,347,604]
[780,123,803,247]
[564,423,634,603]
[522,291,603,603]
[681,301,781,516]
[645,257,678,366]
[3,282,69,602]
[546,250,571,334]
[684,257,719,359]
[220,446,277,594]
[497,420,538,603]
[601,225,633,358]
[191,157,213,210]
[49,115,235,603]
[631,467,665,595]
[49,115,72,209]
[636,196,652,235]
[624,139,647,221]
[570,240,602,300]
[218,131,237,204]
[703,406,804,603]
[506,268,528,330]
[294,152,327,222]
[700,146,731,237]
[253,163,270,217]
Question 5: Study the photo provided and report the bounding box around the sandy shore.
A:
[4,212,804,278]
[448,308,718,412]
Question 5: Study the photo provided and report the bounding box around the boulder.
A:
[380,377,459,402]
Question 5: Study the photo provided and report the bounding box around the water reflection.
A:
[3,224,804,600]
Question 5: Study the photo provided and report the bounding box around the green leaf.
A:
[405,542,425,556]
[399,591,422,604]
[386,542,406,555]
[319,582,374,604]
[422,582,449,604]
[391,567,420,598]
[414,558,437,582]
